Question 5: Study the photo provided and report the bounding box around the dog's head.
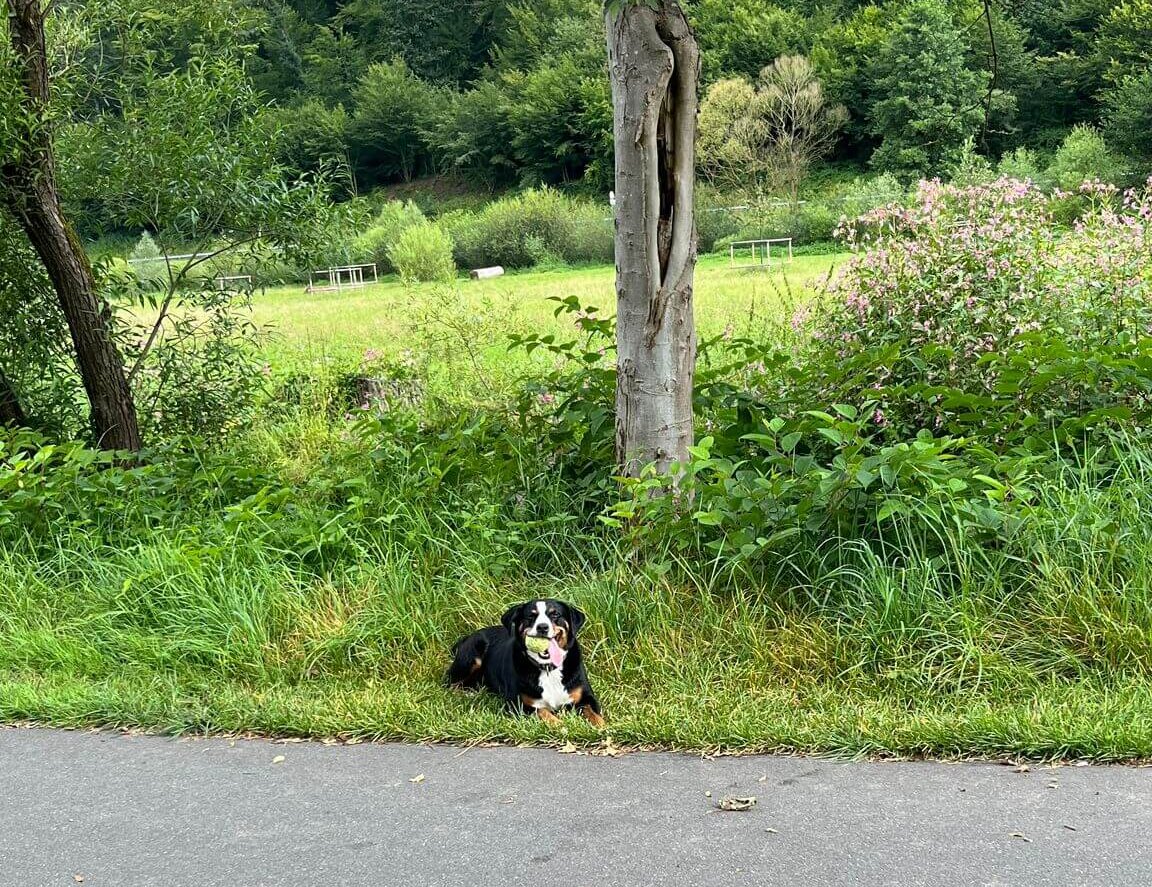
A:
[501,599,586,664]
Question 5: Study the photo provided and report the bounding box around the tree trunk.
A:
[2,0,142,451]
[606,1,699,477]
[0,365,27,427]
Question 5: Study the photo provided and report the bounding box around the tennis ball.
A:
[525,636,550,654]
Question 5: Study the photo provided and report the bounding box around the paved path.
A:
[1,727,1149,887]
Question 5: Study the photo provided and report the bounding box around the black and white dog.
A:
[446,599,604,726]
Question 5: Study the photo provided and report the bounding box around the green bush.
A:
[443,188,611,270]
[386,222,456,283]
[996,147,1047,186]
[696,189,745,253]
[352,200,426,274]
[812,177,1152,446]
[833,173,908,219]
[1046,125,1128,191]
[1102,68,1152,166]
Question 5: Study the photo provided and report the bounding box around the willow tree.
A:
[605,0,699,477]
[2,0,141,450]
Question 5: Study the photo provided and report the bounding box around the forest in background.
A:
[243,0,1149,192]
[48,0,1152,237]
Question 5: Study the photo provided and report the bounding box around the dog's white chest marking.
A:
[535,668,571,710]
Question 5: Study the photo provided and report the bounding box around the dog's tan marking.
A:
[568,685,584,705]
[537,708,561,725]
[582,708,606,728]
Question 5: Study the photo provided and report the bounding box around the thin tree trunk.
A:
[0,365,27,427]
[606,0,699,477]
[2,0,142,451]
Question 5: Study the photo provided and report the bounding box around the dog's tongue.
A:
[548,639,565,668]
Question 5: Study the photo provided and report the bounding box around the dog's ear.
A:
[566,604,586,636]
[501,604,522,637]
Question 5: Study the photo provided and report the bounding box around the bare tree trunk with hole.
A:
[606,0,699,477]
[0,364,27,427]
[2,0,141,451]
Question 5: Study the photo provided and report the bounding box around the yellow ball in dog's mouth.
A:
[524,636,550,655]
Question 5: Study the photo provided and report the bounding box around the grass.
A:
[253,253,841,368]
[5,521,1152,760]
[6,253,1152,760]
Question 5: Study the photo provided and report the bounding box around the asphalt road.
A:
[1,727,1149,887]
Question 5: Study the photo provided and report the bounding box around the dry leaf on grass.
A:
[716,796,757,812]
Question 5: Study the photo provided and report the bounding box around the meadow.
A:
[254,254,839,381]
[4,181,1152,761]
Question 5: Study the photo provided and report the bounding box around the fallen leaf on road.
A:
[765,827,778,834]
[1010,832,1032,843]
[559,741,579,754]
[271,755,285,765]
[1012,764,1030,774]
[73,876,84,884]
[409,773,425,784]
[1063,825,1078,831]
[717,796,757,812]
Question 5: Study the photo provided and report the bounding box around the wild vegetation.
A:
[3,0,1152,759]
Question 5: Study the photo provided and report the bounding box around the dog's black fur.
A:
[446,599,604,725]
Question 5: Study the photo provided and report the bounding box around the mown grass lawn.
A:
[253,253,843,368]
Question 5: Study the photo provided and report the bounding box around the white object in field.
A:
[214,274,252,291]
[609,190,616,207]
[304,263,379,293]
[469,266,505,280]
[729,237,793,269]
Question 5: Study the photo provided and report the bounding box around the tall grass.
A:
[3,415,1152,758]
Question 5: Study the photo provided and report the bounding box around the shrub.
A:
[352,200,426,274]
[696,189,745,253]
[1046,126,1128,191]
[1102,68,1152,166]
[996,147,1047,187]
[386,222,456,283]
[834,173,907,219]
[813,177,1152,445]
[442,188,611,270]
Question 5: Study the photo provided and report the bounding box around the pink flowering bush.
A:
[810,176,1152,443]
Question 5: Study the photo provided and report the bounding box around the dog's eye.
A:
[547,609,560,618]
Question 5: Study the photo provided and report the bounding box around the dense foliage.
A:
[4,180,1152,755]
[33,0,1152,233]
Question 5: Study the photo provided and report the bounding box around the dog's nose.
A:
[534,626,550,637]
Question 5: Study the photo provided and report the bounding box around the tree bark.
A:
[2,0,142,451]
[0,364,27,427]
[606,1,699,477]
